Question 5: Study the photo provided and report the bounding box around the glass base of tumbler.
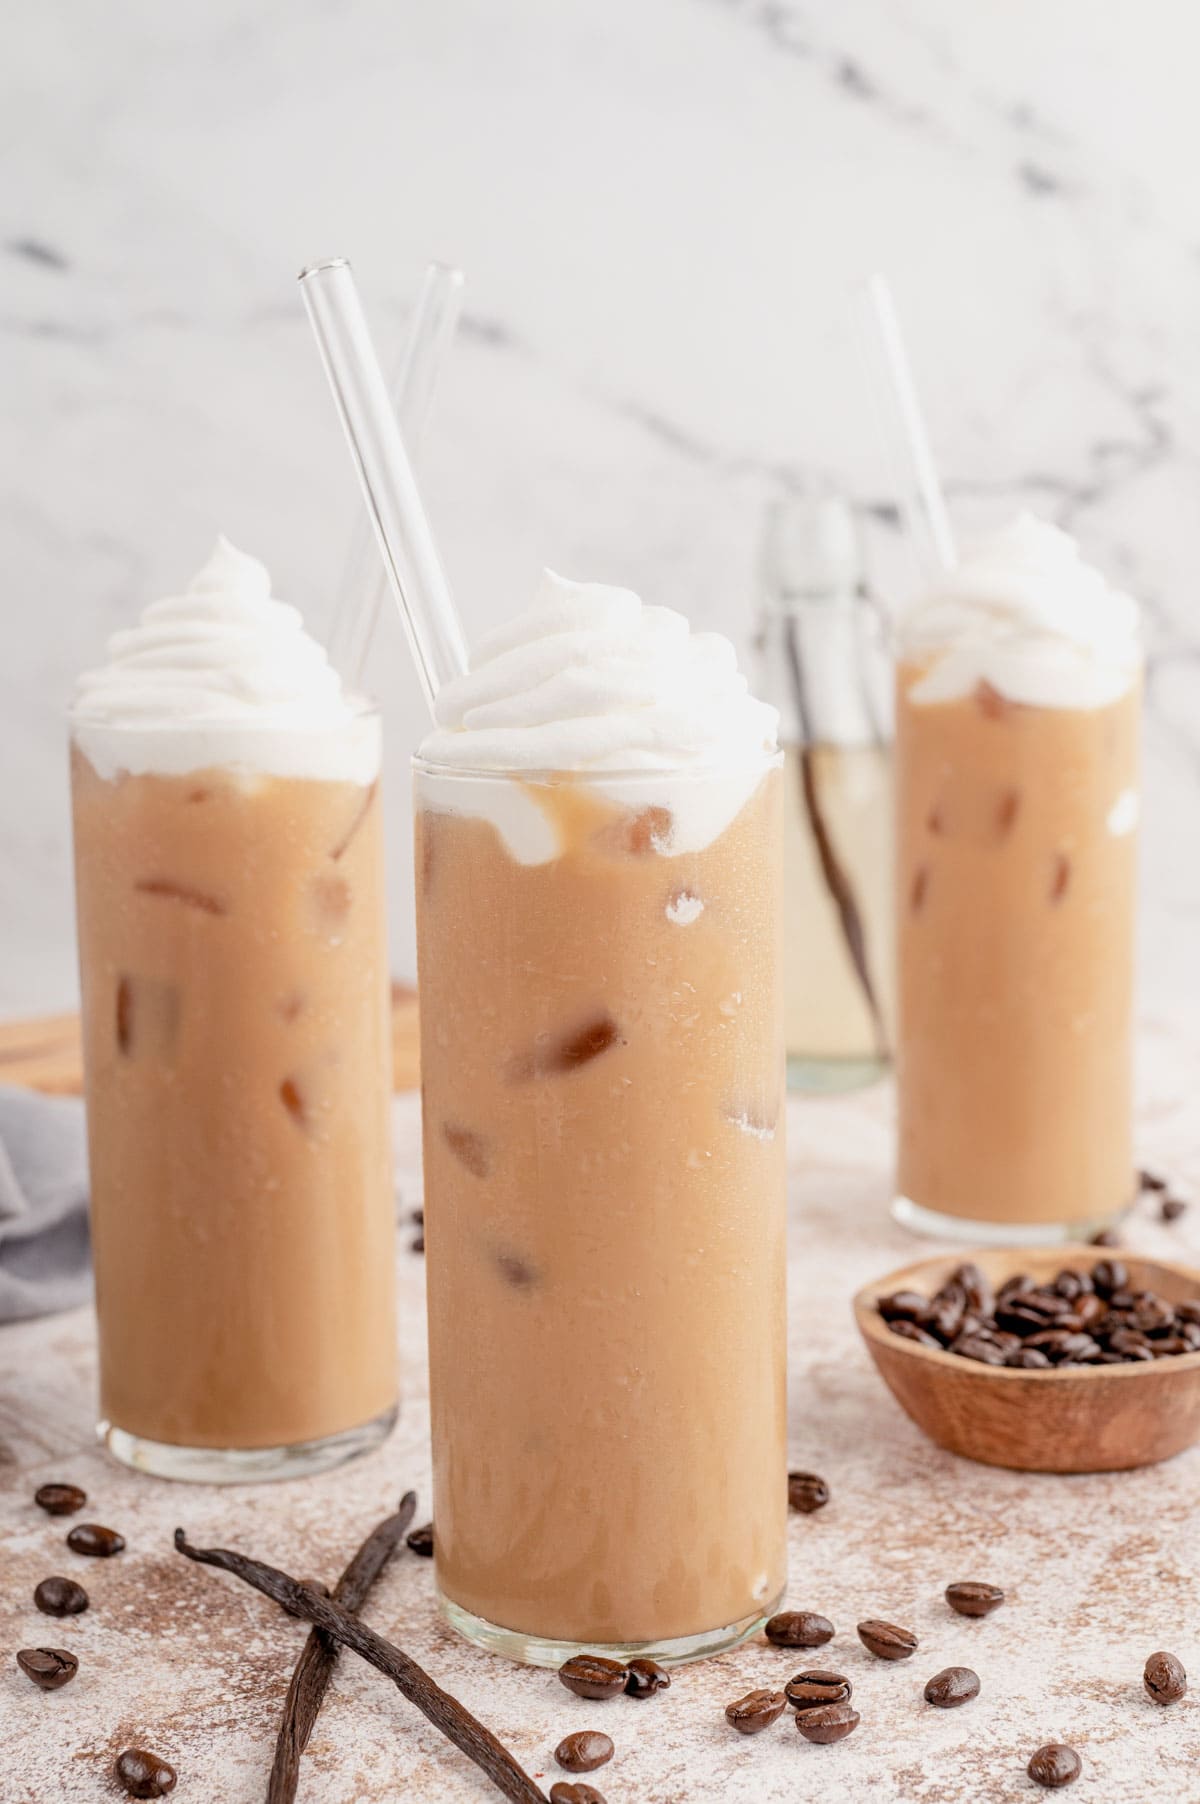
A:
[439,1586,784,1669]
[787,1051,889,1093]
[892,1193,1128,1248]
[99,1402,398,1485]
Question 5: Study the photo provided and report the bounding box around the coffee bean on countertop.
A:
[554,1731,614,1772]
[785,1670,852,1712]
[558,1655,628,1700]
[724,1689,788,1734]
[924,1666,980,1708]
[1027,1743,1082,1789]
[1144,1651,1187,1705]
[406,1523,434,1557]
[945,1580,1004,1618]
[765,1610,834,1648]
[34,1482,87,1516]
[410,1233,425,1253]
[788,1470,830,1513]
[115,1749,178,1798]
[67,1522,124,1558]
[16,1647,78,1690]
[1090,1229,1121,1249]
[1139,1168,1169,1192]
[1162,1197,1189,1223]
[34,1576,89,1618]
[549,1785,606,1804]
[857,1619,918,1660]
[624,1657,670,1698]
[795,1700,860,1744]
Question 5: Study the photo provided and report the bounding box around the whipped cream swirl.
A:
[900,514,1141,710]
[72,538,378,783]
[418,570,779,861]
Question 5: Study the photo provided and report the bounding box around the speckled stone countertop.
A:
[3,1018,1199,1802]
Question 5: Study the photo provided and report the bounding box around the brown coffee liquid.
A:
[896,667,1139,1229]
[416,766,787,1650]
[71,745,397,1449]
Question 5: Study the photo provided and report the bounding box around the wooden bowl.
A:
[854,1245,1200,1473]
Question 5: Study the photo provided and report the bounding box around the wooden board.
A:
[0,983,421,1095]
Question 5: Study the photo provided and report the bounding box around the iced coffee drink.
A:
[70,539,397,1479]
[415,572,786,1664]
[895,516,1141,1240]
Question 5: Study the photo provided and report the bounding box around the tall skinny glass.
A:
[415,755,786,1664]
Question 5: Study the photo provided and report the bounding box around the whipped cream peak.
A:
[418,570,778,862]
[71,537,379,784]
[423,569,777,773]
[901,514,1141,710]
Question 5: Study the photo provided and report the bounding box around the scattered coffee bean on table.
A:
[765,1610,835,1648]
[924,1666,980,1708]
[34,1482,87,1516]
[115,1748,178,1798]
[410,1233,425,1254]
[549,1785,606,1804]
[405,1523,434,1557]
[879,1261,1200,1366]
[857,1619,918,1660]
[1144,1650,1187,1705]
[1139,1168,1169,1192]
[554,1730,614,1772]
[558,1655,628,1700]
[67,1522,125,1557]
[725,1689,789,1734]
[34,1575,89,1617]
[795,1701,860,1744]
[1090,1228,1121,1247]
[945,1580,1004,1618]
[1027,1742,1081,1789]
[786,1670,852,1711]
[624,1657,670,1697]
[1162,1197,1189,1223]
[16,1647,78,1690]
[788,1470,830,1513]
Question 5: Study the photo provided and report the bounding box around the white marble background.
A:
[4,0,1199,1014]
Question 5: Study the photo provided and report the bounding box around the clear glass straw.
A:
[857,274,957,579]
[299,258,469,716]
[325,262,465,687]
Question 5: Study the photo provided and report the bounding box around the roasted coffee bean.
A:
[1144,1650,1187,1705]
[1106,1328,1154,1359]
[1054,1269,1094,1301]
[925,1297,966,1341]
[554,1731,614,1772]
[785,1670,852,1711]
[1180,1322,1200,1350]
[950,1332,1008,1366]
[115,1749,178,1798]
[1009,1347,1052,1368]
[997,1273,1034,1300]
[624,1657,670,1698]
[1162,1196,1189,1222]
[1139,1167,1169,1191]
[17,1646,78,1690]
[945,1580,1004,1617]
[857,1618,918,1660]
[406,1523,434,1557]
[1021,1291,1074,1319]
[788,1470,830,1513]
[67,1522,124,1558]
[725,1688,788,1734]
[888,1319,942,1349]
[1177,1300,1200,1326]
[924,1665,980,1707]
[765,1610,834,1648]
[1091,1257,1128,1295]
[950,1262,994,1316]
[34,1575,89,1617]
[410,1233,425,1253]
[995,1302,1051,1336]
[1131,1295,1177,1335]
[549,1785,606,1804]
[1151,1336,1192,1358]
[1090,1228,1121,1248]
[34,1482,87,1516]
[1027,1742,1081,1788]
[1075,1293,1105,1329]
[878,1290,929,1323]
[558,1655,628,1700]
[795,1700,860,1744]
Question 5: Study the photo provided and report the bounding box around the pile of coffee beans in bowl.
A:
[878,1260,1200,1368]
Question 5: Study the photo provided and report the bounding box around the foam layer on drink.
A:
[900,514,1140,710]
[72,537,379,783]
[418,569,778,861]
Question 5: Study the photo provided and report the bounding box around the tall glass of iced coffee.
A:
[894,515,1141,1242]
[415,571,786,1665]
[70,539,398,1480]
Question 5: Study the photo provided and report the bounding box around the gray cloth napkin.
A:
[0,1085,92,1322]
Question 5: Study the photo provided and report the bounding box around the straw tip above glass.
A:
[298,257,352,283]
